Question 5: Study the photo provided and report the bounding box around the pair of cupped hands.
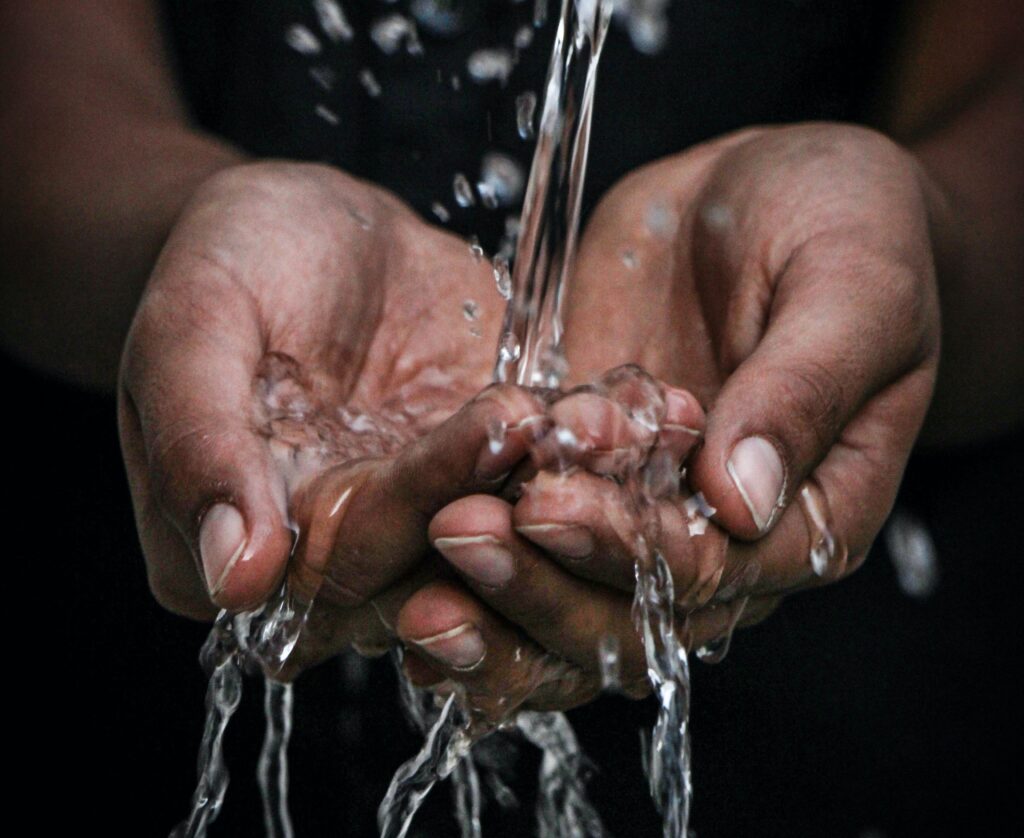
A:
[120,124,939,718]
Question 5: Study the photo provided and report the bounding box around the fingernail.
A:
[199,503,248,596]
[664,387,699,429]
[411,623,486,670]
[515,524,594,559]
[727,437,786,532]
[434,535,515,587]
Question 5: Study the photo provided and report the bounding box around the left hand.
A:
[393,124,941,715]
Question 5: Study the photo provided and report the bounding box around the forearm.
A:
[0,1,243,389]
[912,58,1024,444]
[881,0,1024,444]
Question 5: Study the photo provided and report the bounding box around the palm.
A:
[121,162,540,662]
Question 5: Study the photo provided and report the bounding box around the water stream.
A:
[173,2,705,836]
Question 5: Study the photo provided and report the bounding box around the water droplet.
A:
[628,13,668,55]
[431,201,450,223]
[462,300,480,321]
[313,0,354,42]
[477,181,499,210]
[700,202,733,231]
[498,332,521,364]
[516,91,537,139]
[598,634,621,690]
[450,74,462,91]
[622,249,637,269]
[487,418,508,455]
[514,25,535,50]
[492,255,512,300]
[479,152,525,208]
[467,48,515,85]
[884,510,939,598]
[309,65,336,91]
[533,0,549,28]
[468,236,485,261]
[359,68,382,97]
[799,480,848,578]
[538,344,570,387]
[411,0,470,36]
[315,103,339,125]
[285,24,321,55]
[370,14,423,56]
[644,200,675,237]
[453,173,475,207]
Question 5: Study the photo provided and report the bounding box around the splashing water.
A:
[175,2,719,836]
[495,0,613,389]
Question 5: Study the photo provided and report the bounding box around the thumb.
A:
[689,240,935,540]
[121,263,293,615]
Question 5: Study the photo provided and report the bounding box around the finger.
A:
[710,370,935,599]
[120,262,295,613]
[535,377,703,478]
[429,495,651,687]
[395,580,593,720]
[512,470,729,609]
[686,595,782,662]
[689,235,938,539]
[291,384,546,608]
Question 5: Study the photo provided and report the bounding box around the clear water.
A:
[172,1,852,836]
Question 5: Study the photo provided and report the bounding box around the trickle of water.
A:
[516,91,538,139]
[378,694,474,838]
[467,48,516,85]
[170,614,244,837]
[313,0,354,43]
[453,173,476,207]
[494,0,613,388]
[493,255,513,300]
[884,509,939,598]
[258,680,295,838]
[799,480,848,579]
[516,712,607,838]
[285,24,322,55]
[452,756,484,838]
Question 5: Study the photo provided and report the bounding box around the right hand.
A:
[118,161,543,667]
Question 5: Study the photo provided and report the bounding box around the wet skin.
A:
[120,123,940,716]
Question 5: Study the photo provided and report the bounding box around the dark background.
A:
[9,1,1023,835]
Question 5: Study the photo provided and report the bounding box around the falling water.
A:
[176,1,712,835]
[258,680,296,838]
[495,0,613,389]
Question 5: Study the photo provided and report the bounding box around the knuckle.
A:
[775,361,845,459]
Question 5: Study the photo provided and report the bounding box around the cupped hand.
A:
[398,124,940,712]
[118,161,540,666]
